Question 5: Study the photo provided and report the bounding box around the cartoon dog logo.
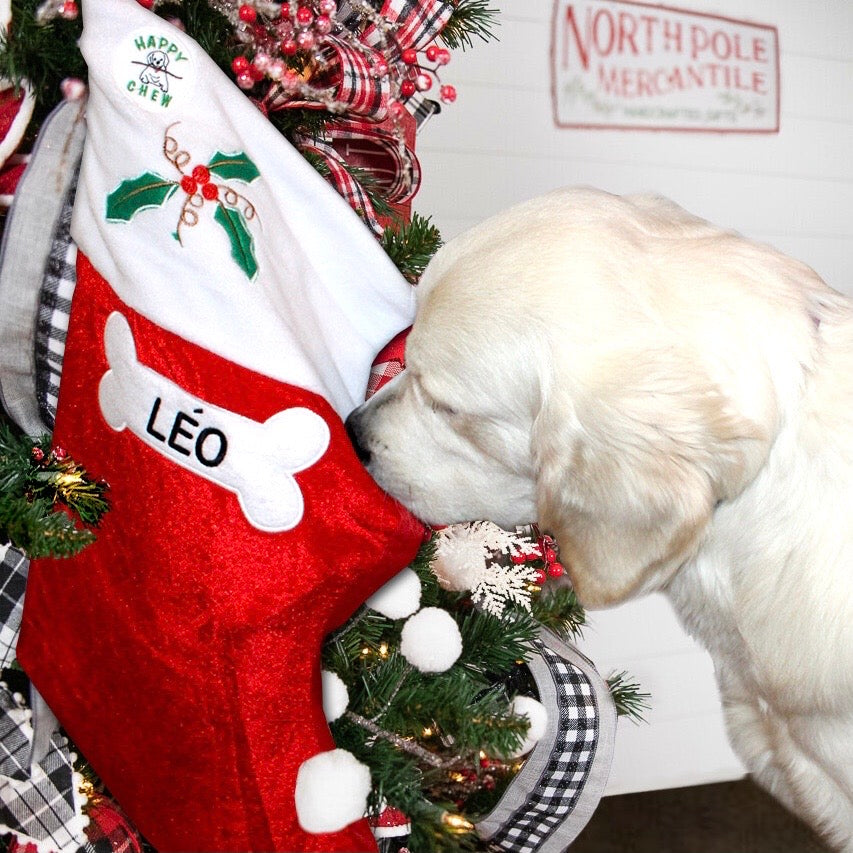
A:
[138,50,173,93]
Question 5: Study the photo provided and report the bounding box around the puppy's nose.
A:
[345,411,372,466]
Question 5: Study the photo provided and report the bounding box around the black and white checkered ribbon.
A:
[478,628,616,852]
[35,170,78,432]
[0,684,88,853]
[0,546,28,670]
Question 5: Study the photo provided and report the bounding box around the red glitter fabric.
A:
[18,255,424,852]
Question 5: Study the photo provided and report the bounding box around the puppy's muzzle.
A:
[345,408,372,466]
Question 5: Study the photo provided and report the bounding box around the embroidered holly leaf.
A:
[214,204,258,280]
[105,172,178,222]
[207,151,260,184]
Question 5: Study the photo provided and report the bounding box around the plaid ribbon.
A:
[328,117,421,203]
[0,545,28,670]
[276,0,450,233]
[0,686,88,853]
[80,795,142,853]
[265,36,391,119]
[366,326,409,398]
[361,0,454,53]
[295,117,421,234]
[478,629,616,852]
[294,131,386,235]
[35,167,78,432]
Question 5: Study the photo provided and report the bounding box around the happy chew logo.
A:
[99,312,331,532]
[105,123,261,280]
[125,33,190,108]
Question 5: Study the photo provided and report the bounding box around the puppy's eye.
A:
[429,399,458,417]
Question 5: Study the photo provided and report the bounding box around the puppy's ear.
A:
[533,349,772,607]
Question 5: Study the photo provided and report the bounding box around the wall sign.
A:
[551,0,779,132]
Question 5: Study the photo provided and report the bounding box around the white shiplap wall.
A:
[412,0,853,795]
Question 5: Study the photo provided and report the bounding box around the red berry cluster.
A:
[510,534,564,585]
[180,165,219,201]
[399,43,456,104]
[31,445,67,465]
[229,1,338,91]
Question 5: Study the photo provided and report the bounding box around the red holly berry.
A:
[201,182,219,201]
[180,175,198,195]
[191,165,211,184]
[31,447,45,463]
[231,55,250,75]
[479,755,491,768]
[401,48,418,65]
[439,84,457,103]
[400,79,416,97]
[52,446,67,461]
[544,546,557,563]
[436,48,451,65]
[425,45,439,62]
[281,38,298,55]
[533,568,547,585]
[295,5,313,25]
[510,553,527,565]
[547,561,565,578]
[238,4,257,23]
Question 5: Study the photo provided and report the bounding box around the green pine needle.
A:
[381,213,443,283]
[607,670,651,724]
[440,0,500,51]
[531,585,587,641]
[0,0,84,129]
[0,422,109,558]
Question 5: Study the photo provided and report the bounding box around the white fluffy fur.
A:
[347,187,853,849]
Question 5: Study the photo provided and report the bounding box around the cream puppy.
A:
[346,187,853,850]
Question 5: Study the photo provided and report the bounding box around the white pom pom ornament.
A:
[295,749,372,834]
[321,670,349,723]
[400,607,462,673]
[365,567,421,619]
[504,695,549,758]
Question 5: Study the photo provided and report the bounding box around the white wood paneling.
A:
[411,0,853,793]
[414,0,853,293]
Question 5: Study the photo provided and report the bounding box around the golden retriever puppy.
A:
[346,187,853,850]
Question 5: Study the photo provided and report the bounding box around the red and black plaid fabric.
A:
[361,0,454,52]
[329,117,421,203]
[265,37,390,119]
[294,131,386,235]
[82,795,143,853]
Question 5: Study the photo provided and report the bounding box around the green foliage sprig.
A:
[440,0,500,51]
[0,423,109,558]
[381,212,443,284]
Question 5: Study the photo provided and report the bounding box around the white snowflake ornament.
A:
[432,522,542,617]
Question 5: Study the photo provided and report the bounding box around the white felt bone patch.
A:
[98,311,330,532]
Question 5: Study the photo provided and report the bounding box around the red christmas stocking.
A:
[17,2,423,850]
